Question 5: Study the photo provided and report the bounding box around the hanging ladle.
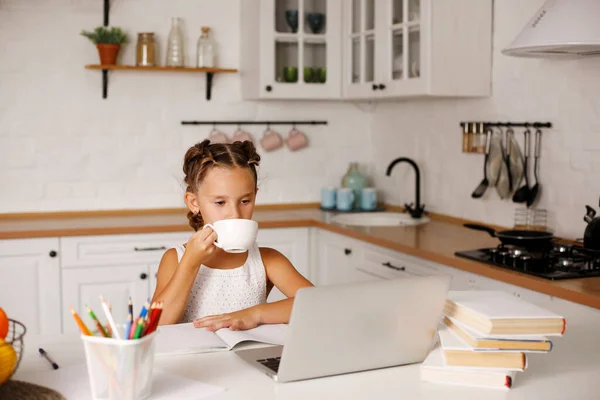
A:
[471,128,492,198]
[512,128,531,204]
[528,129,542,207]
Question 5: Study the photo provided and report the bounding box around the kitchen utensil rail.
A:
[460,121,552,129]
[181,120,328,126]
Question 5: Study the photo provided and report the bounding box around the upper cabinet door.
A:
[377,0,428,97]
[257,0,342,99]
[342,0,380,99]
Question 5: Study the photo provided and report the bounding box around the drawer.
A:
[60,232,192,268]
[359,245,442,279]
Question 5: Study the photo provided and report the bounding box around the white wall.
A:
[371,0,600,240]
[0,0,372,213]
[2,0,598,241]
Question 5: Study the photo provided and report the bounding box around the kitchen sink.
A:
[330,212,430,227]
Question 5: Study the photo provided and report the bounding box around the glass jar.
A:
[196,26,217,68]
[341,162,368,210]
[166,17,185,67]
[136,33,157,67]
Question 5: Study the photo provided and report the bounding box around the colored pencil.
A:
[145,302,163,335]
[100,296,122,340]
[69,306,92,336]
[85,304,109,337]
[128,297,133,320]
[106,300,113,338]
[124,314,132,340]
[132,318,145,339]
[139,299,150,319]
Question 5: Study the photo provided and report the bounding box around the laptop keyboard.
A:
[257,357,281,373]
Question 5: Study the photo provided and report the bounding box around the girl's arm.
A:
[193,247,313,331]
[153,227,218,325]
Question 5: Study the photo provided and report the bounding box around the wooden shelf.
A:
[85,65,238,73]
[84,64,238,100]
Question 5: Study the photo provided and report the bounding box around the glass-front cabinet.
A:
[343,0,425,98]
[342,0,492,99]
[342,0,378,98]
[242,0,491,100]
[379,0,426,97]
[241,0,342,99]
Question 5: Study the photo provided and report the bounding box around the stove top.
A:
[455,243,600,280]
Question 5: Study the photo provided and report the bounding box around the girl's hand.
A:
[193,308,261,331]
[183,226,218,266]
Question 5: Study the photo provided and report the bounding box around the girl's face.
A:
[185,166,257,225]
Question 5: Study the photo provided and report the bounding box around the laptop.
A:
[234,275,451,382]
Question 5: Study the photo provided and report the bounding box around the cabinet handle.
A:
[140,273,148,280]
[378,84,386,90]
[134,246,166,252]
[382,261,406,271]
[344,248,352,255]
[49,250,58,258]
[266,85,273,92]
[372,84,378,90]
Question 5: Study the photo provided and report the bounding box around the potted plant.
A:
[81,26,128,65]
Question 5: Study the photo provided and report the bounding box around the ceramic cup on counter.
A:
[336,188,355,211]
[203,219,258,253]
[360,187,377,211]
[321,187,336,210]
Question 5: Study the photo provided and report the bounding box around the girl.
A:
[152,139,313,331]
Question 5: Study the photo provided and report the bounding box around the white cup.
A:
[203,219,258,253]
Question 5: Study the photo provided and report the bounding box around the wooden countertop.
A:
[2,206,600,310]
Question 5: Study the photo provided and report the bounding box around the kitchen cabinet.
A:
[257,227,310,302]
[314,229,377,285]
[342,0,492,99]
[62,265,150,334]
[360,242,448,279]
[60,232,192,333]
[0,238,61,335]
[241,0,343,99]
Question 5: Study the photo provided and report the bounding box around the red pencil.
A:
[145,302,163,335]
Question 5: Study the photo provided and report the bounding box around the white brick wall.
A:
[2,0,596,242]
[371,0,600,240]
[0,0,372,213]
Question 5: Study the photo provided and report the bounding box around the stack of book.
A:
[421,291,566,390]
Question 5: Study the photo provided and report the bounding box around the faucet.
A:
[385,157,425,219]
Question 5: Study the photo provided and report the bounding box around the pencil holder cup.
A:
[81,331,158,400]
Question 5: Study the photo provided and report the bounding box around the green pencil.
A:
[132,318,145,339]
[86,304,109,337]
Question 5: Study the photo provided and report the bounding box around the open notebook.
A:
[155,322,288,357]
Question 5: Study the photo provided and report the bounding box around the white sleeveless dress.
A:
[173,243,268,323]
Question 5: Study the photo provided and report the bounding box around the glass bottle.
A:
[136,32,157,67]
[341,162,368,210]
[196,26,217,68]
[166,17,185,67]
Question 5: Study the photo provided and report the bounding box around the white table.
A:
[14,298,600,400]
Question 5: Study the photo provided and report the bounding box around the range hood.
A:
[502,0,600,58]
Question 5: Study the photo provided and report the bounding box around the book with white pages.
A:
[439,326,527,371]
[420,347,516,390]
[444,291,566,336]
[443,316,553,352]
[155,322,288,357]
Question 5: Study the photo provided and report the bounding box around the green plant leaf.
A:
[80,26,128,45]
